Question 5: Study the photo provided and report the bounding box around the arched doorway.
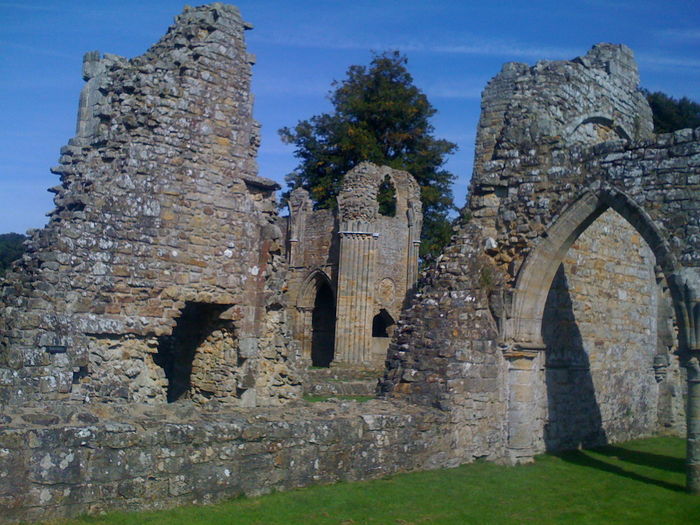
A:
[311,280,336,367]
[296,270,337,367]
[371,309,395,363]
[539,208,680,451]
[503,188,687,461]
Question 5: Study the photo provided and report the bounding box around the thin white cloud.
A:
[254,78,329,97]
[430,42,579,60]
[441,133,476,143]
[257,141,296,155]
[656,28,700,41]
[0,2,61,10]
[0,40,75,59]
[638,54,700,71]
[580,0,646,9]
[422,77,485,100]
[248,32,578,61]
[425,86,483,100]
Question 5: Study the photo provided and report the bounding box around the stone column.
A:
[680,272,700,493]
[504,345,545,463]
[288,188,312,268]
[334,220,378,365]
[406,200,422,287]
[298,306,313,364]
[688,355,700,493]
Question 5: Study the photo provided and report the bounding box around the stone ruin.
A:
[380,42,700,468]
[286,163,422,370]
[0,3,699,521]
[0,5,298,408]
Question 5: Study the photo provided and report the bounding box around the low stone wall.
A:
[0,400,454,523]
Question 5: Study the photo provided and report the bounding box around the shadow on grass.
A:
[592,445,685,474]
[554,449,685,492]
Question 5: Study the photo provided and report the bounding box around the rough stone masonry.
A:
[0,4,300,408]
[381,42,700,479]
[1,3,700,522]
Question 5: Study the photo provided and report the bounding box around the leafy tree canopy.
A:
[643,90,700,133]
[0,233,26,276]
[280,51,457,259]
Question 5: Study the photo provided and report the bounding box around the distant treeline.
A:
[0,233,26,276]
[644,90,700,133]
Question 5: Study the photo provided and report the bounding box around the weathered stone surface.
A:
[381,43,698,465]
[0,4,300,407]
[287,162,422,369]
[0,401,452,523]
[1,5,700,520]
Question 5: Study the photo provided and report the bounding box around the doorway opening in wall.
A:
[540,208,680,451]
[372,309,395,338]
[372,308,396,361]
[311,281,336,367]
[154,301,231,402]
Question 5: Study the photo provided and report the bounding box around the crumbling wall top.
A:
[473,42,654,175]
[337,162,421,223]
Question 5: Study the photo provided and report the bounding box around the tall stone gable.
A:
[0,4,300,406]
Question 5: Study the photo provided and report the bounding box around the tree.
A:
[0,233,26,276]
[279,51,457,260]
[643,90,700,133]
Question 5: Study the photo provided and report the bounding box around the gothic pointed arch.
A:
[297,268,335,310]
[506,186,688,351]
[562,113,632,144]
[296,268,337,367]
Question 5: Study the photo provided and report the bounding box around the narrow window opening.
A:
[372,309,395,338]
[377,175,397,217]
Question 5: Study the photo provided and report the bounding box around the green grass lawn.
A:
[48,437,698,525]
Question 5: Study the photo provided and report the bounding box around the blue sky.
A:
[1,0,698,234]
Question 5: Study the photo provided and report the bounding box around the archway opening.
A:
[371,309,395,363]
[539,208,682,451]
[311,281,336,367]
[372,309,395,337]
[154,302,232,403]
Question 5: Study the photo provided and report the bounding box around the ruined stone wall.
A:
[286,163,421,367]
[0,401,454,523]
[381,43,698,462]
[379,222,508,462]
[335,163,422,366]
[473,43,653,178]
[0,4,300,406]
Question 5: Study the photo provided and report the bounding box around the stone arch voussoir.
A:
[297,268,335,310]
[506,186,687,350]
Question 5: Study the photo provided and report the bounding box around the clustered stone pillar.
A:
[681,274,700,493]
[288,188,312,269]
[686,281,700,493]
[688,356,700,493]
[298,306,313,362]
[334,220,378,365]
[406,200,421,288]
[504,346,545,463]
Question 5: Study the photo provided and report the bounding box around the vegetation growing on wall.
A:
[280,51,457,259]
